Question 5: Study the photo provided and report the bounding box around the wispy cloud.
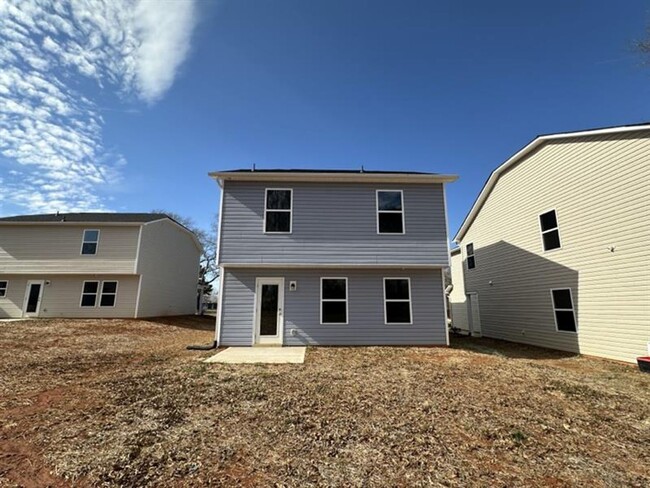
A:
[0,0,198,214]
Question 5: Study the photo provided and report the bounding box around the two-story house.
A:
[450,123,650,363]
[210,169,457,346]
[0,213,202,319]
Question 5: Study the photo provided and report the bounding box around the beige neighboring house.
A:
[0,213,202,319]
[450,123,650,363]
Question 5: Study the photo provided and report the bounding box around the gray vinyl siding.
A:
[219,181,449,266]
[0,274,138,318]
[459,131,650,363]
[219,268,447,346]
[135,220,201,317]
[0,224,139,274]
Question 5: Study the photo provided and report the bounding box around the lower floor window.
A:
[384,278,412,324]
[551,288,577,332]
[100,281,118,307]
[321,278,348,324]
[81,281,99,307]
[0,280,8,297]
[80,280,118,308]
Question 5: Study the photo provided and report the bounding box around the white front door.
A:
[467,292,482,337]
[254,278,284,345]
[23,280,45,317]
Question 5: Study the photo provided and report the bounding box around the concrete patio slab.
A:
[204,347,306,364]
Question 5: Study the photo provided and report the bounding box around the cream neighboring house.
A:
[450,123,650,363]
[0,213,202,319]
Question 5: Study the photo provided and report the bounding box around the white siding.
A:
[135,220,201,317]
[0,225,138,274]
[449,251,469,332]
[459,131,650,363]
[0,274,138,318]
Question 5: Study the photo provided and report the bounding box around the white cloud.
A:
[0,0,198,214]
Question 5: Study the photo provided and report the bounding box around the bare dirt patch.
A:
[1,319,648,486]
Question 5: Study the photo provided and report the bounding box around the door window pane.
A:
[260,284,279,335]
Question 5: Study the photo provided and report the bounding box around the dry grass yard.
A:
[0,317,648,487]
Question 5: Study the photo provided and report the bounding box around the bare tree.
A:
[152,210,219,294]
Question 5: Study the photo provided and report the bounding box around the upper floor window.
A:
[81,229,100,255]
[551,288,577,333]
[384,278,412,324]
[321,278,348,324]
[377,190,404,234]
[466,243,476,269]
[0,280,7,298]
[264,189,292,233]
[539,210,561,251]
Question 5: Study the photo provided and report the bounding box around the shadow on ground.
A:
[450,334,579,360]
[143,315,215,332]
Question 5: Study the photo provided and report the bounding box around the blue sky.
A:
[1,1,649,237]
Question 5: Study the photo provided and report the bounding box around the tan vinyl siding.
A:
[460,131,650,363]
[0,225,139,274]
[0,274,138,318]
[135,220,201,317]
[449,251,469,332]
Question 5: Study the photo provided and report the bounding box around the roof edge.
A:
[209,170,458,184]
[453,123,650,242]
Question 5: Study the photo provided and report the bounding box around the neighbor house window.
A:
[264,189,292,233]
[321,278,348,324]
[80,281,99,307]
[539,210,561,251]
[377,190,404,234]
[100,281,118,307]
[466,243,476,269]
[0,281,7,298]
[384,278,412,324]
[551,288,577,332]
[81,229,100,255]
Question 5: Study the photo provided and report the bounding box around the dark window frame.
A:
[384,277,412,324]
[376,190,405,234]
[466,243,476,269]
[550,288,577,333]
[539,209,562,252]
[320,277,348,325]
[81,229,100,255]
[80,280,100,307]
[264,188,293,234]
[100,280,118,308]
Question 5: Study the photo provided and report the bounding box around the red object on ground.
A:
[637,357,650,373]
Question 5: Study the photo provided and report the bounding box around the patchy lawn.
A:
[0,319,649,487]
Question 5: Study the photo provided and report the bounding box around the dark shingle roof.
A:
[220,168,440,175]
[0,212,170,223]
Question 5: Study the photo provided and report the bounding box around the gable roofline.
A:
[453,122,650,242]
[0,212,203,253]
[209,168,458,185]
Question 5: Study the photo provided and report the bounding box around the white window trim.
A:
[383,277,413,325]
[376,189,405,235]
[100,280,119,308]
[538,208,562,252]
[0,280,8,298]
[80,229,100,255]
[263,188,293,234]
[80,280,100,307]
[550,287,577,334]
[320,277,348,325]
[465,242,476,269]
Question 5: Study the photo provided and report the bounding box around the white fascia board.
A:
[209,172,458,185]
